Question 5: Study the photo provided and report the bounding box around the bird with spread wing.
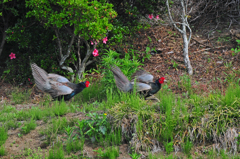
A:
[31,63,89,101]
[110,65,165,101]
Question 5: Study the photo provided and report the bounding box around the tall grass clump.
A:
[48,142,64,159]
[11,88,32,104]
[222,83,240,107]
[0,126,7,156]
[40,117,70,145]
[0,145,6,156]
[52,101,69,116]
[0,127,8,146]
[20,118,37,134]
[75,81,107,103]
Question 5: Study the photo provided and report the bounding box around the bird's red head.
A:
[158,77,165,84]
[85,81,90,87]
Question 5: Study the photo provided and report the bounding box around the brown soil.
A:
[130,25,240,94]
[0,24,239,158]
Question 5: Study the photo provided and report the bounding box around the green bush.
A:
[100,49,142,90]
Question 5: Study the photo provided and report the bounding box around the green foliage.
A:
[52,101,69,116]
[25,147,46,159]
[11,88,31,104]
[63,125,84,154]
[141,47,152,62]
[48,142,65,159]
[20,118,37,134]
[0,145,6,156]
[0,127,8,146]
[181,139,193,157]
[107,0,165,47]
[100,49,142,89]
[231,39,240,56]
[5,16,57,84]
[65,139,84,155]
[129,152,141,159]
[75,81,107,103]
[178,74,192,94]
[24,0,118,80]
[26,0,117,41]
[40,117,70,145]
[171,59,178,70]
[164,141,174,154]
[94,146,119,159]
[77,112,110,143]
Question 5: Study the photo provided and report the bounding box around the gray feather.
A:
[130,82,152,92]
[31,63,51,92]
[131,69,153,83]
[110,66,132,92]
[31,63,74,98]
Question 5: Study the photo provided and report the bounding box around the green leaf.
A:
[146,47,150,53]
[99,126,107,135]
[3,69,10,74]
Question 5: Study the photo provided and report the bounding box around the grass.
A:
[0,75,240,158]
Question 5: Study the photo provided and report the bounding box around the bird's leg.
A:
[146,95,160,102]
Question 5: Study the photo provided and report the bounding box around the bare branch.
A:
[81,38,97,65]
[59,32,75,66]
[86,60,95,66]
[166,0,184,34]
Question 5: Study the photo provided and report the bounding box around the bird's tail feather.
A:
[31,63,51,91]
[110,66,132,92]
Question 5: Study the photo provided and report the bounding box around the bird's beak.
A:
[164,79,167,82]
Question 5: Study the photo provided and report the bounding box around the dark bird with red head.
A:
[110,65,165,100]
[31,63,89,101]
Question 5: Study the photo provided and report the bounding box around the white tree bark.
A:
[76,37,96,79]
[166,0,193,75]
[54,28,76,81]
[54,28,96,81]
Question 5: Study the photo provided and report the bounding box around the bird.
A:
[31,63,89,101]
[110,65,165,101]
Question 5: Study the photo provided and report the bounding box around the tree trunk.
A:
[182,24,193,75]
[77,64,85,80]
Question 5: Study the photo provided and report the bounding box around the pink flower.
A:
[28,78,30,81]
[156,15,159,20]
[91,41,94,45]
[148,14,153,19]
[9,53,16,59]
[103,37,108,44]
[92,49,99,57]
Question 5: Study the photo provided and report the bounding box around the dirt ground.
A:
[0,24,239,158]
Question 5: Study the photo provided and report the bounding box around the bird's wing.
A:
[130,82,152,92]
[31,63,51,92]
[48,73,70,83]
[47,81,73,97]
[48,73,77,90]
[131,69,154,83]
[110,66,132,92]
